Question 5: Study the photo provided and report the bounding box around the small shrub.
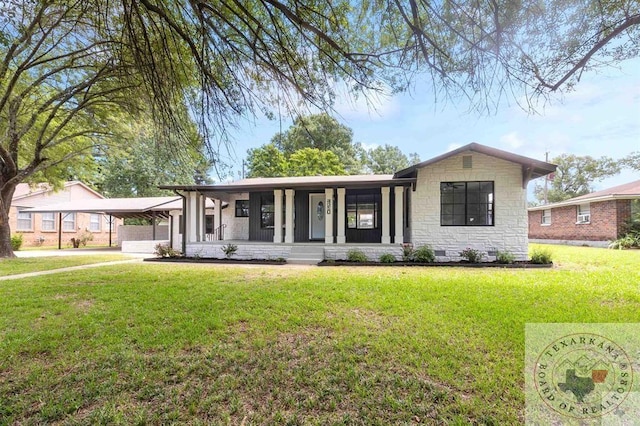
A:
[78,230,94,247]
[459,247,484,263]
[413,245,435,263]
[379,253,396,263]
[154,243,181,258]
[221,244,238,259]
[530,249,553,264]
[347,249,368,263]
[608,234,640,250]
[495,250,515,264]
[10,233,23,251]
[402,244,414,261]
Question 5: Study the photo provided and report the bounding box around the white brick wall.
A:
[186,243,291,260]
[117,225,168,246]
[411,151,528,261]
[221,193,250,240]
[122,239,169,254]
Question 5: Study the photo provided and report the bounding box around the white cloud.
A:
[332,84,399,121]
[499,131,525,149]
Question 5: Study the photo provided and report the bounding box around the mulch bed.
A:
[144,257,286,265]
[318,261,553,268]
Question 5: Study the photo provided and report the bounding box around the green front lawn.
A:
[0,244,639,424]
[0,254,133,277]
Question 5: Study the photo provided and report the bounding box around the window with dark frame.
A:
[260,194,275,228]
[235,200,249,217]
[346,193,380,229]
[440,181,494,226]
[205,215,215,234]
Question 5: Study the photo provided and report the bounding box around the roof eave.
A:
[529,193,640,211]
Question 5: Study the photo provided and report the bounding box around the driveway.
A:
[15,247,149,258]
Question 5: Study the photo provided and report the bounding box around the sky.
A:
[223,57,640,197]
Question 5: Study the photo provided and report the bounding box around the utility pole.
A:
[242,160,246,179]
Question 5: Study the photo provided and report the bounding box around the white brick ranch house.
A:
[160,143,555,262]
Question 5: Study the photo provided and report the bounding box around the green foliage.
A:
[495,250,515,264]
[246,144,289,178]
[379,253,396,263]
[366,144,419,174]
[608,234,640,250]
[95,122,210,197]
[347,249,368,262]
[402,244,414,261]
[221,244,238,259]
[10,234,23,251]
[154,244,182,258]
[621,152,640,171]
[459,248,484,263]
[273,113,362,174]
[413,245,435,263]
[287,148,346,176]
[247,114,360,177]
[534,154,621,203]
[530,249,553,264]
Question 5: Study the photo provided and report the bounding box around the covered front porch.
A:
[166,175,416,258]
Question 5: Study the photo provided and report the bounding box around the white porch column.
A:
[214,197,222,240]
[199,194,206,241]
[394,186,404,244]
[285,189,295,243]
[187,191,198,243]
[336,188,346,244]
[381,186,391,244]
[273,189,283,243]
[325,188,334,244]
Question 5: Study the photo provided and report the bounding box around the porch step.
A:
[287,245,325,265]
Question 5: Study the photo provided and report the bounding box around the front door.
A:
[309,193,325,240]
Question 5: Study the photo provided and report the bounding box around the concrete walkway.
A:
[0,258,144,281]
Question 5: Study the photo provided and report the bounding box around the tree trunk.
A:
[0,182,17,258]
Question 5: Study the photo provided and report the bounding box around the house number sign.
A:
[326,199,332,215]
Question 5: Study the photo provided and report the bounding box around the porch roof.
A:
[22,196,216,220]
[160,174,416,197]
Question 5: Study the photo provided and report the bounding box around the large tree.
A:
[0,1,377,257]
[534,154,621,203]
[366,145,420,174]
[272,113,364,174]
[94,122,209,197]
[2,0,639,257]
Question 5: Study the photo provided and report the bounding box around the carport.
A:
[23,196,185,250]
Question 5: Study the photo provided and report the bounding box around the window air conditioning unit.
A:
[577,214,590,223]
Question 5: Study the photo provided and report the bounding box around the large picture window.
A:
[346,193,380,229]
[260,194,274,228]
[440,181,494,226]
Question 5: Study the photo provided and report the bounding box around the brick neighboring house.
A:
[528,179,640,246]
[10,181,120,247]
